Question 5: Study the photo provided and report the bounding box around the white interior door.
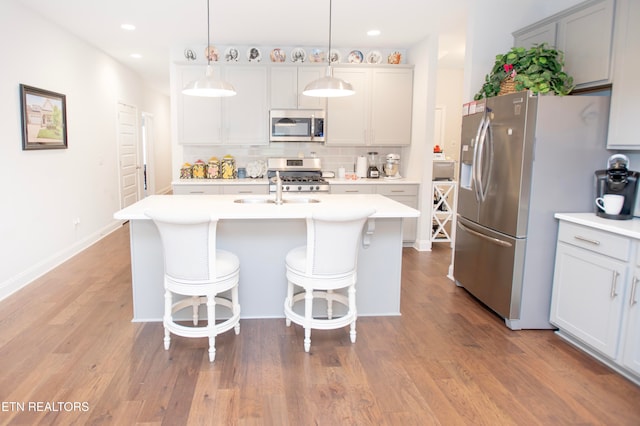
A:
[142,112,155,196]
[117,102,140,208]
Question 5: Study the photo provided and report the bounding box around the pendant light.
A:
[303,0,355,98]
[182,0,236,97]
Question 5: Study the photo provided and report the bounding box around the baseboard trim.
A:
[0,221,123,302]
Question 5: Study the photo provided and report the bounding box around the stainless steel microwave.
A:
[269,109,325,142]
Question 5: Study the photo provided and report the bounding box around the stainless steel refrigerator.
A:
[453,92,610,329]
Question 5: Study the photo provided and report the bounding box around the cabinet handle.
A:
[345,190,360,193]
[610,271,619,298]
[237,191,253,194]
[190,191,205,194]
[574,235,600,245]
[631,276,639,307]
[390,190,405,193]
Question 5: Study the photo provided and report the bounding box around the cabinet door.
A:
[623,266,640,375]
[270,66,298,109]
[177,65,223,145]
[221,184,268,195]
[377,184,418,242]
[330,184,374,194]
[607,0,640,149]
[225,65,268,145]
[326,68,369,146]
[513,22,557,48]
[550,242,626,359]
[370,68,413,146]
[557,0,614,87]
[297,66,328,109]
[172,184,221,195]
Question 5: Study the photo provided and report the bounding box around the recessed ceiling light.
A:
[121,24,136,31]
[367,29,381,37]
[130,53,142,59]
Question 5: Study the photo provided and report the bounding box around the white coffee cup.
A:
[595,194,624,215]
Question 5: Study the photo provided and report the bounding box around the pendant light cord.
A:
[327,0,332,65]
[206,0,211,66]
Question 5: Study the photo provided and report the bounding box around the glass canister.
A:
[207,157,220,179]
[221,155,237,179]
[180,163,193,179]
[192,159,206,179]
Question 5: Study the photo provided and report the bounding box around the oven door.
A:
[269,110,325,142]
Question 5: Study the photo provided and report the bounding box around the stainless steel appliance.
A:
[267,158,329,192]
[269,110,325,143]
[454,92,610,330]
[433,160,455,181]
[383,153,401,178]
[594,154,640,220]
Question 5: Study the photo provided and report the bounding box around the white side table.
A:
[431,181,457,245]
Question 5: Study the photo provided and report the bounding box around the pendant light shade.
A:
[182,0,236,97]
[303,0,354,98]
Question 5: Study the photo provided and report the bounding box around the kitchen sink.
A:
[234,198,275,204]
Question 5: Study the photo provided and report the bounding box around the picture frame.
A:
[20,84,68,150]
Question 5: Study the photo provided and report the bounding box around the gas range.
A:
[267,158,330,193]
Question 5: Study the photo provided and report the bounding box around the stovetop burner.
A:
[267,157,330,193]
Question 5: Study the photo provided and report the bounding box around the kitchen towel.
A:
[356,156,368,178]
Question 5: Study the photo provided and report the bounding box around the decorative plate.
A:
[309,48,326,63]
[329,49,341,64]
[366,50,383,64]
[388,51,402,64]
[247,47,262,62]
[224,47,239,62]
[204,45,219,62]
[291,47,306,63]
[348,50,364,64]
[247,160,267,178]
[270,48,286,63]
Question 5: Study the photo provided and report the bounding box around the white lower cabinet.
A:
[551,219,640,384]
[172,184,222,195]
[330,183,418,242]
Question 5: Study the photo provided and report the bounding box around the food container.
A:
[192,159,206,179]
[207,157,220,179]
[180,163,193,179]
[221,155,237,179]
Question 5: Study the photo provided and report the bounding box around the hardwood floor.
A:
[1,223,639,425]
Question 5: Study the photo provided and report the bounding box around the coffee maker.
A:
[594,154,640,220]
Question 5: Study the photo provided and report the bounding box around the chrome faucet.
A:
[275,171,283,205]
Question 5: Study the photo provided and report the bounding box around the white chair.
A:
[145,210,240,362]
[284,208,375,352]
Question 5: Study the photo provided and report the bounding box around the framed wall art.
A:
[20,84,68,150]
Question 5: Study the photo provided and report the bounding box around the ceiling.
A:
[18,0,469,94]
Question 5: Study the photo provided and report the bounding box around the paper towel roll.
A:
[356,156,368,178]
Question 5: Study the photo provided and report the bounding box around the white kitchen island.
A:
[114,193,420,322]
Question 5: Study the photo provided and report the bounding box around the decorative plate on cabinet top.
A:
[387,51,402,64]
[366,50,383,64]
[204,45,219,61]
[291,47,306,63]
[309,48,326,63]
[270,48,286,62]
[348,50,364,64]
[329,49,341,63]
[247,47,262,62]
[224,47,239,62]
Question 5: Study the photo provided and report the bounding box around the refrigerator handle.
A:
[476,117,491,202]
[472,117,485,202]
[458,218,513,248]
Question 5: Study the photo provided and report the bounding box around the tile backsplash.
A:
[182,143,408,176]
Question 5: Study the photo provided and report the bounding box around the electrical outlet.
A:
[73,217,81,226]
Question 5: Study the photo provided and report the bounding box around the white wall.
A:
[0,1,171,300]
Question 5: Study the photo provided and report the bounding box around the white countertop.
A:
[555,212,640,239]
[114,194,420,221]
[172,178,268,185]
[171,177,420,186]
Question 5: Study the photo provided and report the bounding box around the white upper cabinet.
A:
[556,0,614,87]
[512,0,614,88]
[513,21,557,48]
[607,0,640,149]
[177,65,223,145]
[176,64,268,145]
[269,65,326,110]
[326,66,413,146]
